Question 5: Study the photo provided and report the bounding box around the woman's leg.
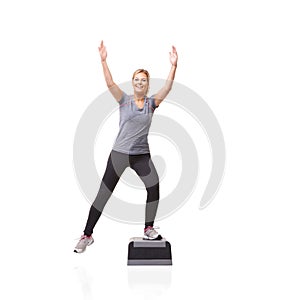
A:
[130,154,160,228]
[83,151,129,236]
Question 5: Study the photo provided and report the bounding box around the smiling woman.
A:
[132,69,150,104]
[74,40,178,254]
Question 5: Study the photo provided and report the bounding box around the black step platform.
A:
[127,237,172,266]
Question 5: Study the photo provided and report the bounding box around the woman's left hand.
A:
[169,46,178,66]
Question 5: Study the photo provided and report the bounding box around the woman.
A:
[74,40,178,253]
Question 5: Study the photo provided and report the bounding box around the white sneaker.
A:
[143,226,162,240]
[74,235,94,253]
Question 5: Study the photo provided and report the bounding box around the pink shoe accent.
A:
[144,226,153,233]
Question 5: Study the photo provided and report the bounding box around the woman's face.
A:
[132,72,149,96]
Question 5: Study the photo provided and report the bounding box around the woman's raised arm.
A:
[99,40,123,102]
[154,46,178,107]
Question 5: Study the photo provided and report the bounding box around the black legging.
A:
[83,150,160,236]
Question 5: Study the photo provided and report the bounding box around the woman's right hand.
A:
[98,40,107,62]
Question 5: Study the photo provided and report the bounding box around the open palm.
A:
[169,46,178,66]
[98,40,107,61]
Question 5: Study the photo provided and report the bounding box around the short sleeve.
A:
[149,95,159,110]
[118,91,130,105]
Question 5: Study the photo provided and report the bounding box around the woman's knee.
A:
[146,183,159,199]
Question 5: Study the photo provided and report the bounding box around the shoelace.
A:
[74,235,91,241]
[145,226,160,233]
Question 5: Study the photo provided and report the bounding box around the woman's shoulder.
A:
[119,92,131,103]
[146,95,158,110]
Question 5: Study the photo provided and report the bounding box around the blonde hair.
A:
[132,69,150,81]
[132,69,150,95]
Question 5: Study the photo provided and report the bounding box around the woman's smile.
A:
[133,74,148,94]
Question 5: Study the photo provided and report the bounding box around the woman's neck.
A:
[134,93,145,101]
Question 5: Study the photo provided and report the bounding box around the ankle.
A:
[144,226,153,232]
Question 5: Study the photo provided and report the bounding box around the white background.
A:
[1,0,300,299]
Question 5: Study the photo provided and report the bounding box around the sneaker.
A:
[143,226,162,240]
[74,235,94,253]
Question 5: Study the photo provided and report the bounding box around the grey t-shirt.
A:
[112,92,158,155]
